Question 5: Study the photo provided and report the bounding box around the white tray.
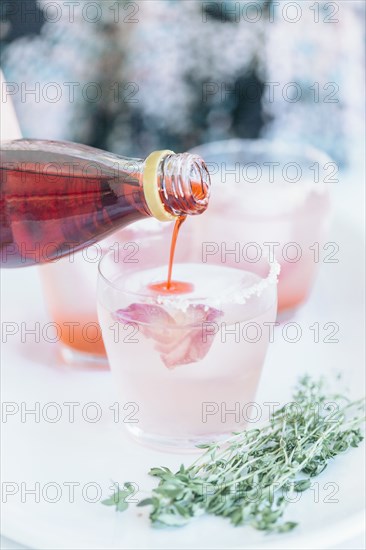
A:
[1,208,365,550]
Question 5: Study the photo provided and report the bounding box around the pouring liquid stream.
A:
[147,180,209,295]
[148,215,194,295]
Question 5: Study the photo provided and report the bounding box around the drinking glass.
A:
[39,249,108,367]
[97,227,279,450]
[189,140,332,317]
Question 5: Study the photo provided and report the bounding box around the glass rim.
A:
[98,246,280,310]
[188,137,334,166]
[188,137,333,221]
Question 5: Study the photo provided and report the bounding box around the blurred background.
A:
[1,0,365,165]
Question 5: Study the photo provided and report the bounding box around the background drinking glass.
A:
[97,227,279,450]
[39,249,108,367]
[189,139,332,317]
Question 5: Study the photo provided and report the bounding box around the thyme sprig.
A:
[103,375,365,533]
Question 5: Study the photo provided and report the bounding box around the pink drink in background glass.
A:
[97,229,279,450]
[39,251,107,364]
[189,140,332,317]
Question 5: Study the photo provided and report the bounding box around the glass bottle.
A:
[0,139,210,267]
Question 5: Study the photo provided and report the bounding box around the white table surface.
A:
[1,168,364,549]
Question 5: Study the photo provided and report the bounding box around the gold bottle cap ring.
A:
[143,150,176,222]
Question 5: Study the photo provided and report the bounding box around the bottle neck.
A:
[142,150,210,222]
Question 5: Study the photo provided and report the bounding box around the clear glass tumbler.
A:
[189,140,332,317]
[39,249,108,367]
[97,227,279,450]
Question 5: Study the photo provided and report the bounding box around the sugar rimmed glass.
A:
[97,227,279,450]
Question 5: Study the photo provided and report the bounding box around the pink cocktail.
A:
[97,229,278,450]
